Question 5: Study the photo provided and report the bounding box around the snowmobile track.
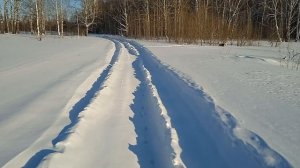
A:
[20,36,291,168]
[118,37,291,168]
[22,39,122,168]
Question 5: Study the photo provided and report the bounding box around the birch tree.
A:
[4,0,10,33]
[26,0,35,34]
[112,0,128,36]
[0,5,4,33]
[2,0,300,43]
[285,0,298,41]
[60,0,64,36]
[144,0,150,37]
[35,0,41,40]
[54,0,61,36]
[81,0,97,36]
[163,0,168,38]
[296,1,300,41]
[12,0,21,34]
[270,0,282,42]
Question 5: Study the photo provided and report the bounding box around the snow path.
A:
[42,41,139,168]
[5,36,291,168]
[23,38,184,168]
[16,40,139,168]
[126,42,185,168]
[120,38,291,168]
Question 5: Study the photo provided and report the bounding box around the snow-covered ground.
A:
[0,34,298,168]
[139,40,300,167]
[0,35,114,167]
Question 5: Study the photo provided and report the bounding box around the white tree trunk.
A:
[77,13,80,36]
[0,8,4,33]
[286,0,297,42]
[36,0,41,40]
[41,0,45,35]
[60,0,64,37]
[296,2,300,41]
[82,0,96,36]
[163,0,168,38]
[16,0,20,34]
[273,0,282,42]
[55,0,61,36]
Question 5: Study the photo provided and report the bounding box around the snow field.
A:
[139,40,300,167]
[0,35,114,167]
[126,39,291,168]
[1,35,296,168]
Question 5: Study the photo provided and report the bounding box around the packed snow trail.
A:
[129,45,185,167]
[18,40,121,168]
[42,41,139,168]
[9,36,291,168]
[18,40,140,168]
[20,38,182,168]
[117,37,291,168]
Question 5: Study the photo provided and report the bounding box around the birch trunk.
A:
[55,0,60,36]
[60,0,64,37]
[0,9,3,33]
[296,2,300,41]
[4,0,9,33]
[36,0,41,40]
[272,0,282,42]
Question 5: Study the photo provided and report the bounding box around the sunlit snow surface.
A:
[0,34,114,167]
[0,34,298,168]
[139,40,300,167]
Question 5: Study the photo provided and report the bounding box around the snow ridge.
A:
[21,39,122,168]
[121,37,291,168]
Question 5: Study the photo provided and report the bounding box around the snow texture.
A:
[0,34,296,168]
[140,40,300,167]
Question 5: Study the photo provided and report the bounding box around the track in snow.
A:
[118,37,291,168]
[22,39,122,168]
[18,36,291,168]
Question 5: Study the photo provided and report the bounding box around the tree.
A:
[0,5,4,33]
[4,0,10,33]
[54,0,61,36]
[35,0,42,40]
[23,0,35,34]
[270,0,283,42]
[144,0,150,37]
[2,0,300,44]
[12,0,21,34]
[81,0,97,36]
[296,1,300,41]
[285,0,298,41]
[60,0,64,36]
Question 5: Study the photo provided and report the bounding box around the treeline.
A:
[1,0,300,44]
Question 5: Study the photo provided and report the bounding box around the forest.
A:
[1,0,300,44]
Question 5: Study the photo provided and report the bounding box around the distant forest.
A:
[1,0,300,44]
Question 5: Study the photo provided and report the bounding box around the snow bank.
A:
[139,40,300,167]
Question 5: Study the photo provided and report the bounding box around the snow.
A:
[139,40,300,167]
[40,41,139,168]
[0,34,114,167]
[0,34,298,168]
